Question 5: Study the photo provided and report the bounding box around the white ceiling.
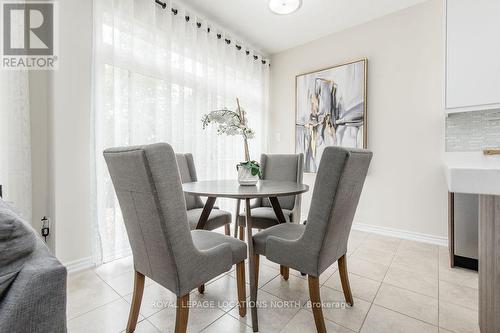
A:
[179,0,429,55]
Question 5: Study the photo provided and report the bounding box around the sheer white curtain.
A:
[92,0,270,263]
[0,71,32,220]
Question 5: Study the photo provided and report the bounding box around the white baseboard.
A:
[64,256,94,273]
[64,249,133,273]
[352,223,448,247]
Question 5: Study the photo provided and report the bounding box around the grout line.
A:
[362,240,444,330]
[196,309,227,332]
[207,311,254,331]
[367,247,441,328]
[281,308,357,333]
[67,296,125,324]
[326,262,443,303]
[96,268,161,320]
[379,280,438,300]
[373,303,439,328]
[225,309,259,329]
[67,270,124,322]
[259,273,356,332]
[356,238,401,331]
[279,310,304,332]
[320,269,337,286]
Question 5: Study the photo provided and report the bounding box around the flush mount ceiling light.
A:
[268,0,302,15]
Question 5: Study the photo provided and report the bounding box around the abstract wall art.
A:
[295,59,367,172]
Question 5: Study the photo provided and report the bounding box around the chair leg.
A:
[308,275,326,333]
[254,254,260,287]
[238,226,245,241]
[175,294,189,333]
[338,254,354,306]
[224,224,231,235]
[197,284,205,294]
[236,261,247,317]
[126,271,145,333]
[280,265,289,281]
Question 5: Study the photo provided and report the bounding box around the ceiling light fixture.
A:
[268,0,302,15]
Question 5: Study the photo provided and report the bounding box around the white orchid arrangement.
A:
[202,98,261,177]
[201,108,255,139]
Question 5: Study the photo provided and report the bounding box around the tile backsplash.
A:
[446,109,500,152]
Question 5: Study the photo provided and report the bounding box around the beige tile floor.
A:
[66,230,480,333]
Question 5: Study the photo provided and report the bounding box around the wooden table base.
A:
[245,198,259,331]
[269,197,286,224]
[195,196,216,229]
[183,180,310,332]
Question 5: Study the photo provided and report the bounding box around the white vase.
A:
[237,166,259,186]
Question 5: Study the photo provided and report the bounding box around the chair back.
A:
[302,147,372,273]
[175,153,204,210]
[260,153,304,210]
[103,143,196,294]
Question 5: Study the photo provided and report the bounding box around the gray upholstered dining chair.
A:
[236,153,303,279]
[176,153,232,235]
[104,143,247,333]
[252,147,372,333]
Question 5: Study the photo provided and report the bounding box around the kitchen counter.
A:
[443,151,500,332]
[443,152,500,195]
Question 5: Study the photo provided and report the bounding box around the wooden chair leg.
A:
[236,261,247,317]
[338,254,354,306]
[197,284,205,294]
[238,226,245,241]
[308,275,326,333]
[175,294,189,333]
[126,271,145,333]
[224,224,231,235]
[280,265,289,280]
[254,254,260,287]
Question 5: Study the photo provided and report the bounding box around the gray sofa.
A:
[0,199,67,333]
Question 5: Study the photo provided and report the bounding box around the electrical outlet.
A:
[41,216,50,242]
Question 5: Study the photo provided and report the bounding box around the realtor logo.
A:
[1,1,58,69]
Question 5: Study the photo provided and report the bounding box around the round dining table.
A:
[182,179,309,332]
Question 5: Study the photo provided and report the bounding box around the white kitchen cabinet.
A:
[445,0,500,113]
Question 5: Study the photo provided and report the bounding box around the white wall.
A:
[29,0,94,265]
[270,0,448,240]
[50,0,93,264]
[29,71,52,249]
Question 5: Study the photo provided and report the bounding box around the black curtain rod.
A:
[155,0,166,9]
[154,0,269,66]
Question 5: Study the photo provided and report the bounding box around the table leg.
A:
[269,197,290,280]
[269,197,286,223]
[245,198,259,332]
[234,199,241,238]
[195,197,216,229]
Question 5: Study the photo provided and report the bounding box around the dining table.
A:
[182,179,309,332]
